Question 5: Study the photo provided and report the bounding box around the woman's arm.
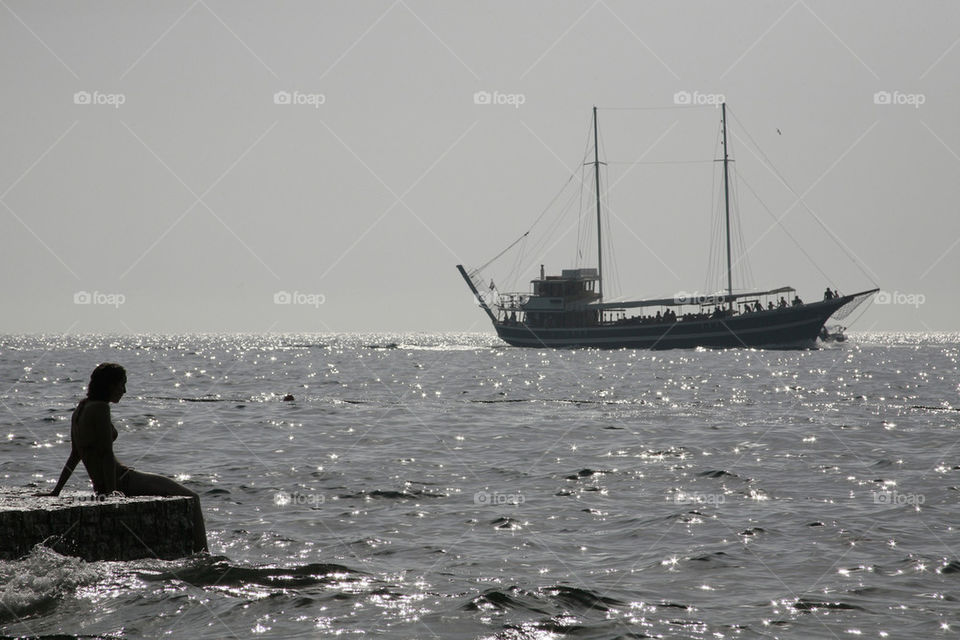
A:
[42,445,80,496]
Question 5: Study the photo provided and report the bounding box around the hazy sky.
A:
[2,1,957,334]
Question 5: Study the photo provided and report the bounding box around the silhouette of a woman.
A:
[45,363,208,553]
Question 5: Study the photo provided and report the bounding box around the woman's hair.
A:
[87,363,126,401]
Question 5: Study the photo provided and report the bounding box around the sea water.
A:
[1,332,959,638]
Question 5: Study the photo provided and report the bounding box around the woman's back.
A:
[71,399,120,493]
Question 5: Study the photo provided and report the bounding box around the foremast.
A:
[721,102,733,311]
[593,106,604,304]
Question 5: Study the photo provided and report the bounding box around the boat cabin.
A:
[500,267,602,328]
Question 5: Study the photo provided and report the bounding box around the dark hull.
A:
[494,297,851,349]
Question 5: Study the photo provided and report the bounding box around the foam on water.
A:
[0,546,100,623]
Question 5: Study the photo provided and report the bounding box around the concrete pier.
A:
[0,488,198,561]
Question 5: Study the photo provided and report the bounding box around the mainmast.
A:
[721,102,733,310]
[593,106,603,301]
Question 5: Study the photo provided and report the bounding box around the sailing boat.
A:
[457,104,877,349]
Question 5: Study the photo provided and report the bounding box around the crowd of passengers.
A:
[611,287,841,326]
[500,287,841,327]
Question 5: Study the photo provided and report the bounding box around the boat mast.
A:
[593,106,603,302]
[721,102,733,310]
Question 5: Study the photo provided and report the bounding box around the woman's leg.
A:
[122,470,208,552]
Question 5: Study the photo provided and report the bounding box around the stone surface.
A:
[0,487,197,561]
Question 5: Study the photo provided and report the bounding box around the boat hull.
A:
[494,298,850,349]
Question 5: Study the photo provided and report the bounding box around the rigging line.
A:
[576,154,586,266]
[728,108,879,287]
[598,123,612,292]
[472,231,529,275]
[600,125,624,302]
[482,151,587,289]
[520,214,588,284]
[724,125,755,291]
[526,204,568,267]
[603,166,621,301]
[730,166,755,290]
[838,294,875,330]
[605,160,714,165]
[474,151,588,274]
[734,171,834,286]
[504,234,527,291]
[576,116,595,267]
[708,182,724,293]
[526,180,583,274]
[599,105,720,111]
[705,122,723,293]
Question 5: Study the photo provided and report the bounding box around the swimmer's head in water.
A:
[88,363,127,402]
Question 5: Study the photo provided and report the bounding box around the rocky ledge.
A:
[0,487,198,561]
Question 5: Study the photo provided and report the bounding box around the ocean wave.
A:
[133,555,362,589]
[0,546,100,623]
